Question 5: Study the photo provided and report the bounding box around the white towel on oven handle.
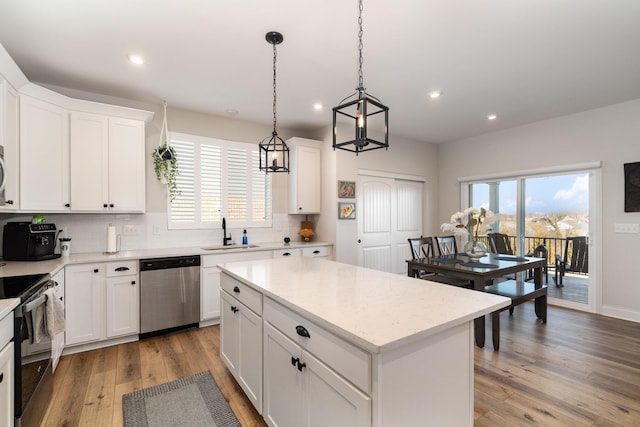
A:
[44,287,65,338]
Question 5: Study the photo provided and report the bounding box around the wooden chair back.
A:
[487,233,514,255]
[408,237,434,259]
[435,235,458,256]
[564,236,588,274]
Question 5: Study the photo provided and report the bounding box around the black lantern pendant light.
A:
[333,0,389,155]
[259,31,290,173]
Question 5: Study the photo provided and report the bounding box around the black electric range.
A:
[0,273,50,301]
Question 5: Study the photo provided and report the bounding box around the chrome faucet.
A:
[222,217,232,246]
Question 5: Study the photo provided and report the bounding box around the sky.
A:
[471,173,589,215]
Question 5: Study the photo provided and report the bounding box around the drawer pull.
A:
[282,252,291,256]
[233,286,240,293]
[231,306,239,313]
[93,268,99,273]
[313,250,320,254]
[0,372,3,383]
[115,267,130,272]
[297,361,306,372]
[291,356,299,367]
[296,325,311,338]
[131,281,136,285]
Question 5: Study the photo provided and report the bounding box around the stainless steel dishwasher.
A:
[139,255,201,337]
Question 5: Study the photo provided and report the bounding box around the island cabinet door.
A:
[304,350,371,427]
[220,292,239,372]
[264,322,370,427]
[264,322,302,427]
[220,290,263,413]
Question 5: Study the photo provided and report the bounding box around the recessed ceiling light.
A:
[127,54,144,65]
[428,91,441,99]
[487,114,497,120]
[313,103,323,111]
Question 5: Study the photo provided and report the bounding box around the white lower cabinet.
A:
[0,311,14,427]
[220,290,263,413]
[105,263,139,338]
[65,263,105,345]
[66,261,139,346]
[263,323,371,427]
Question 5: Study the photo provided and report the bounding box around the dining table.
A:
[407,253,546,348]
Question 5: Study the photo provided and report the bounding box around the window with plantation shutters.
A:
[167,132,272,229]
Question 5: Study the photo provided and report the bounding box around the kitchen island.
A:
[218,257,510,427]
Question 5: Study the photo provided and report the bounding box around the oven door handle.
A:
[23,294,48,314]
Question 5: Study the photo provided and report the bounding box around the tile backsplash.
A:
[0,212,314,256]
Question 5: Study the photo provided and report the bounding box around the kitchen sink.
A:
[201,244,260,250]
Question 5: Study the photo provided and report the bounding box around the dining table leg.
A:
[472,278,486,348]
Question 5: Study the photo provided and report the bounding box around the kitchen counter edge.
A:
[0,241,332,278]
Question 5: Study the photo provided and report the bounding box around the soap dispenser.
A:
[242,229,248,245]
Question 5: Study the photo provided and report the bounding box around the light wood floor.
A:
[41,304,640,426]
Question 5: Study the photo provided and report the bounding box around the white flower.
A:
[441,207,495,239]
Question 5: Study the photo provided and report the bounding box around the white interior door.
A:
[357,175,423,273]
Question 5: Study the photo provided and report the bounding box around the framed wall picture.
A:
[624,162,640,212]
[338,202,356,219]
[338,180,356,198]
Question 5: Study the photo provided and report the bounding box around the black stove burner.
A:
[0,273,50,300]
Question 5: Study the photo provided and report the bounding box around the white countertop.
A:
[0,298,19,320]
[218,257,510,354]
[0,241,331,278]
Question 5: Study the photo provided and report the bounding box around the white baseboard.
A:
[601,305,640,323]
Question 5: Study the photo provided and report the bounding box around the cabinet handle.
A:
[313,250,320,254]
[296,325,311,338]
[131,281,136,285]
[65,203,71,208]
[110,204,114,208]
[297,361,306,372]
[298,207,302,211]
[291,357,299,367]
[231,306,238,313]
[233,286,240,293]
[103,204,108,208]
[0,372,3,383]
[282,252,291,256]
[6,200,13,205]
[93,268,99,273]
[115,267,130,272]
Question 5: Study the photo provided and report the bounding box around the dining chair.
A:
[434,235,458,256]
[408,236,472,288]
[407,236,434,259]
[487,233,514,255]
[554,236,588,287]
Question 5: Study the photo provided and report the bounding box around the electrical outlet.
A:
[123,225,140,235]
[614,223,639,233]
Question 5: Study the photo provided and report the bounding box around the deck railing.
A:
[477,235,579,269]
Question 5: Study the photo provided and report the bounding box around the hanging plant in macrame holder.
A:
[153,101,179,202]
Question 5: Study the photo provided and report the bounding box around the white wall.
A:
[438,99,640,322]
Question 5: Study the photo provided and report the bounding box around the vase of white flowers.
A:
[441,207,494,259]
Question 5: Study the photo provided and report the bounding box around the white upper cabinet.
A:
[70,112,145,212]
[287,138,322,214]
[19,94,70,212]
[0,77,19,210]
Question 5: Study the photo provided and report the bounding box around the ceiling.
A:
[1,0,640,144]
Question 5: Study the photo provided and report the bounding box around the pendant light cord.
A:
[358,0,364,90]
[272,42,278,134]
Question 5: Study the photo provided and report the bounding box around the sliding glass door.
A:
[466,168,598,312]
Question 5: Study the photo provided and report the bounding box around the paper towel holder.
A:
[105,224,121,254]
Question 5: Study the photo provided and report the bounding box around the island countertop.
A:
[218,257,510,353]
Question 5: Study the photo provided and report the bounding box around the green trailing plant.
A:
[153,144,179,202]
